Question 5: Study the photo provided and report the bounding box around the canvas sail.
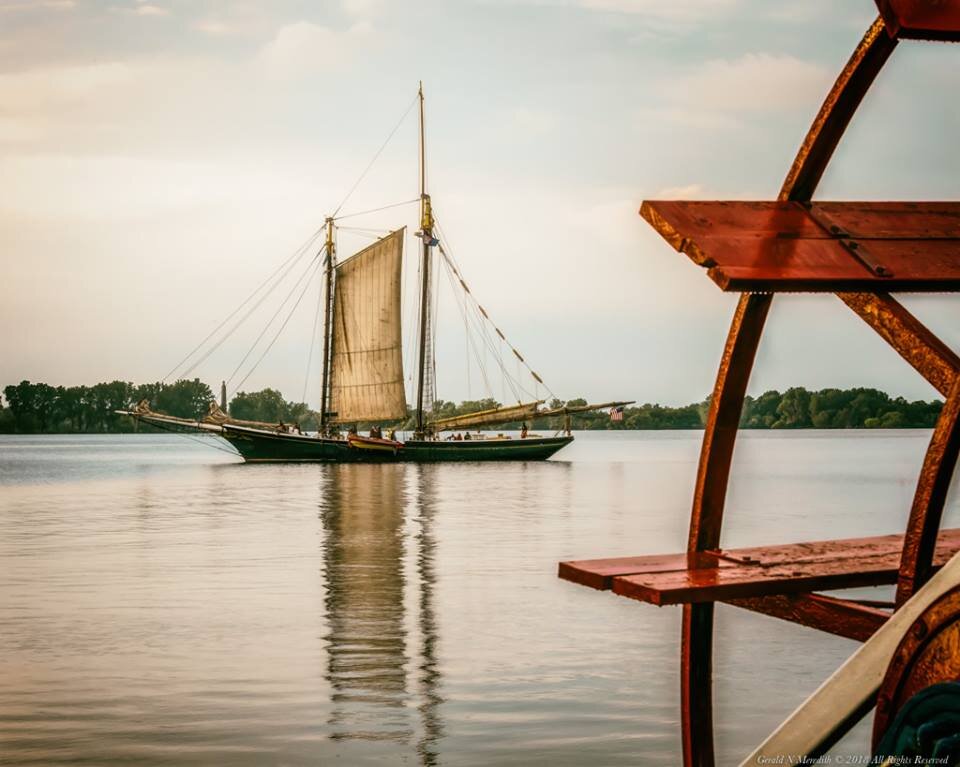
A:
[329,229,407,423]
[430,401,543,431]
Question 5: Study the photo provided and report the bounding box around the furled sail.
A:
[430,401,543,431]
[329,229,407,423]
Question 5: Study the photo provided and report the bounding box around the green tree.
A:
[155,379,213,419]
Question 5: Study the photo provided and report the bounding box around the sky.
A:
[1,0,959,409]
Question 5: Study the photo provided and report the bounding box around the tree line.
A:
[0,380,944,434]
[0,379,315,434]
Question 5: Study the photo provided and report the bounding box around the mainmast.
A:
[319,216,336,431]
[414,81,434,437]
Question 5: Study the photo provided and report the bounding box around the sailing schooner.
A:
[121,84,630,462]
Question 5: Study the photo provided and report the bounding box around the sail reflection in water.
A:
[320,464,443,761]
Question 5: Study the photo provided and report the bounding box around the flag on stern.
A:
[610,406,624,422]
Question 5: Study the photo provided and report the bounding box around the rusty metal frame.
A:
[677,13,960,765]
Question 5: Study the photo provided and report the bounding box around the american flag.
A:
[610,406,624,422]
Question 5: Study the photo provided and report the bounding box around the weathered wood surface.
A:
[559,528,960,606]
[725,593,889,643]
[876,0,960,40]
[640,201,960,292]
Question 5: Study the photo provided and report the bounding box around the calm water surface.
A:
[2,430,956,765]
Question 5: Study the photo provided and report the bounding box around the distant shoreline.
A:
[1,381,943,434]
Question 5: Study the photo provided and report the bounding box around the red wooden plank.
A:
[559,529,960,605]
[559,551,730,591]
[640,200,960,293]
[612,553,902,606]
[611,535,960,606]
[876,0,960,40]
[725,593,889,643]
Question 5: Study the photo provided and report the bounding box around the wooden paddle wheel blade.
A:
[641,200,960,293]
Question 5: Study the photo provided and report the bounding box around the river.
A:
[1,430,951,765]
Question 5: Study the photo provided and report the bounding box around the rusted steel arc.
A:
[897,377,960,606]
[682,604,715,767]
[681,20,898,767]
[835,292,960,609]
[838,292,960,397]
[681,293,772,767]
[726,594,888,643]
[689,293,773,551]
[779,17,898,203]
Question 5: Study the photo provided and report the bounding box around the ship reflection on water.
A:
[320,464,443,764]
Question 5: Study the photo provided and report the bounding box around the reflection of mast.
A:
[413,465,443,765]
[319,462,445,762]
[321,464,411,742]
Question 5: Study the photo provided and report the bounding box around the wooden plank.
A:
[612,552,906,606]
[560,532,953,590]
[876,0,960,40]
[645,200,960,241]
[725,593,889,643]
[559,551,731,591]
[640,200,960,293]
[559,529,960,605]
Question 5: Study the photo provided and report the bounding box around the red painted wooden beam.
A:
[640,200,960,293]
[559,529,960,606]
[725,593,889,643]
[875,0,960,40]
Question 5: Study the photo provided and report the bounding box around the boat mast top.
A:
[415,81,434,437]
[319,216,336,430]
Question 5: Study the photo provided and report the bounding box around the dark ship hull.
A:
[221,424,572,463]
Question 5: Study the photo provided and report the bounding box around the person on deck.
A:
[520,423,528,439]
[464,432,471,440]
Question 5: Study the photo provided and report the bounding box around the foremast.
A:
[415,81,434,438]
[319,216,336,433]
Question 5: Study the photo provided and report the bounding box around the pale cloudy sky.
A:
[1,0,959,407]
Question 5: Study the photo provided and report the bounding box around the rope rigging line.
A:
[302,263,325,404]
[162,226,325,383]
[226,250,324,390]
[437,250,524,402]
[140,419,240,457]
[438,251,498,400]
[432,230,539,402]
[174,239,322,383]
[233,255,324,395]
[337,225,394,234]
[434,216,557,401]
[331,92,419,218]
[334,198,419,222]
[434,231,526,402]
[180,245,320,382]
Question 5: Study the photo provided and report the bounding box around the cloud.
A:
[193,19,233,36]
[576,0,739,21]
[135,4,167,16]
[342,0,378,17]
[0,62,136,112]
[0,0,75,10]
[668,53,831,113]
[507,107,555,138]
[109,2,168,17]
[257,21,372,79]
[655,183,703,199]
